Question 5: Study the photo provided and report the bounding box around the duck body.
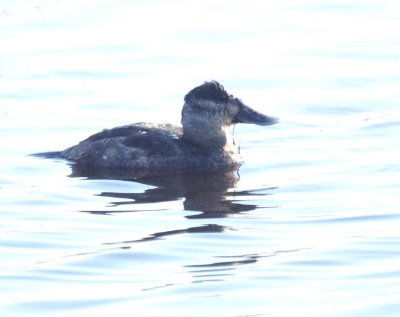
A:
[61,122,238,174]
[54,81,278,175]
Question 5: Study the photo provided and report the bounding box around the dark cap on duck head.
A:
[184,80,233,103]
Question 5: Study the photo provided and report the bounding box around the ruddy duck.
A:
[55,81,278,174]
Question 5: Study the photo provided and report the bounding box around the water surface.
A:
[1,1,400,316]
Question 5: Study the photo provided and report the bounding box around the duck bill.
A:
[234,104,279,126]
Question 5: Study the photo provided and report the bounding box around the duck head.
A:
[181,80,278,151]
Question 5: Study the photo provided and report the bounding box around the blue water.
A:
[1,1,400,316]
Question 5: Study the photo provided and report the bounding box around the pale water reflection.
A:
[1,0,400,316]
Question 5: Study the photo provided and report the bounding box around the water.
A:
[1,0,400,316]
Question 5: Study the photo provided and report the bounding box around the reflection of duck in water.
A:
[81,169,277,219]
[55,81,278,175]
